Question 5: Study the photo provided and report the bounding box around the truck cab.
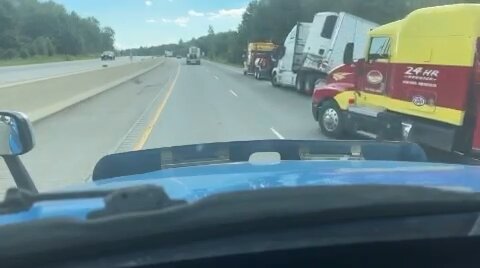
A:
[312,4,480,155]
[272,12,377,94]
[271,23,311,89]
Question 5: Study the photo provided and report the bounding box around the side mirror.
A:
[476,37,480,55]
[343,43,354,65]
[0,112,34,156]
[0,111,37,193]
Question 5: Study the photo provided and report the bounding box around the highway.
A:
[0,58,323,194]
[0,56,150,87]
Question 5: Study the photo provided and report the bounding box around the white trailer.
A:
[186,47,201,65]
[271,12,378,94]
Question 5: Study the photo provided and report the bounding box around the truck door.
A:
[358,36,391,101]
[471,38,480,153]
[278,27,297,85]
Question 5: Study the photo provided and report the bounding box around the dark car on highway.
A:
[101,51,115,61]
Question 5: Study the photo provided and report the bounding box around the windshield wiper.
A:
[0,185,186,216]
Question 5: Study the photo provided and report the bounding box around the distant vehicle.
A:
[271,12,377,94]
[312,4,480,156]
[243,42,277,79]
[101,51,115,61]
[186,47,201,65]
[176,55,182,59]
[165,50,174,57]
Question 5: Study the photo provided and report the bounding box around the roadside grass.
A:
[209,57,243,68]
[0,55,97,67]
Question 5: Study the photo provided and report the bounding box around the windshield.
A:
[0,0,479,198]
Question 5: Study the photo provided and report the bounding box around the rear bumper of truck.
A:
[187,59,200,64]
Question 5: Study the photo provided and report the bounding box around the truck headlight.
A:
[401,122,413,140]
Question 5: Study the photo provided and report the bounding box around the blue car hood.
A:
[2,160,480,225]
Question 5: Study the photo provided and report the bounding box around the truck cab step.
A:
[355,130,378,139]
[348,106,386,118]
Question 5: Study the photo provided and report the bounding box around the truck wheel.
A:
[295,77,304,92]
[243,70,247,76]
[318,100,344,138]
[271,73,279,87]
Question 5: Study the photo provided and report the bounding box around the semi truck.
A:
[271,12,378,94]
[312,4,480,156]
[186,47,201,65]
[243,42,277,79]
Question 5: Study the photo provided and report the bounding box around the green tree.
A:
[0,0,115,59]
[208,25,215,36]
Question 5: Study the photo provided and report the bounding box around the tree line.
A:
[128,0,477,64]
[0,0,115,60]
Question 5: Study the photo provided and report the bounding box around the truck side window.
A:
[368,37,391,60]
[321,15,338,39]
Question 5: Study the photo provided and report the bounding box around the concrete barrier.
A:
[0,58,163,122]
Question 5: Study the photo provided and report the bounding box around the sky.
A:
[51,0,250,49]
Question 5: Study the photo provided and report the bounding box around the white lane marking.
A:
[204,60,243,74]
[270,127,285,140]
[229,90,238,97]
[214,75,219,80]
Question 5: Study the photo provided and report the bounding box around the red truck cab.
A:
[312,4,480,155]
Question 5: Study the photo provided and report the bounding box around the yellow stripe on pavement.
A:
[133,63,181,150]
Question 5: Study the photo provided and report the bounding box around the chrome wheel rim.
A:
[322,108,339,132]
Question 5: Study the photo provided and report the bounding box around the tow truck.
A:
[312,4,480,159]
[243,42,277,79]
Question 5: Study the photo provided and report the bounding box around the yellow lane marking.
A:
[133,63,181,150]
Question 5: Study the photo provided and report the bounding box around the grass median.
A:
[0,58,162,121]
[0,55,97,67]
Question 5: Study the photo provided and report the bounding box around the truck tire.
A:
[271,73,279,87]
[318,100,344,138]
[295,76,304,92]
[243,70,247,76]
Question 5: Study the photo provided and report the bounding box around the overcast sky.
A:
[51,0,249,49]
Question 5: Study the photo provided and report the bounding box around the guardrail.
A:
[0,58,163,122]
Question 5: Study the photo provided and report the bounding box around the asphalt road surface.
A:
[144,59,323,148]
[0,58,324,194]
[0,56,151,87]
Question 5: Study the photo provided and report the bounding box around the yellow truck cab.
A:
[312,4,480,155]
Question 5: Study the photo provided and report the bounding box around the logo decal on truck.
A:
[412,95,427,107]
[367,70,384,85]
[332,72,352,81]
[402,67,440,88]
